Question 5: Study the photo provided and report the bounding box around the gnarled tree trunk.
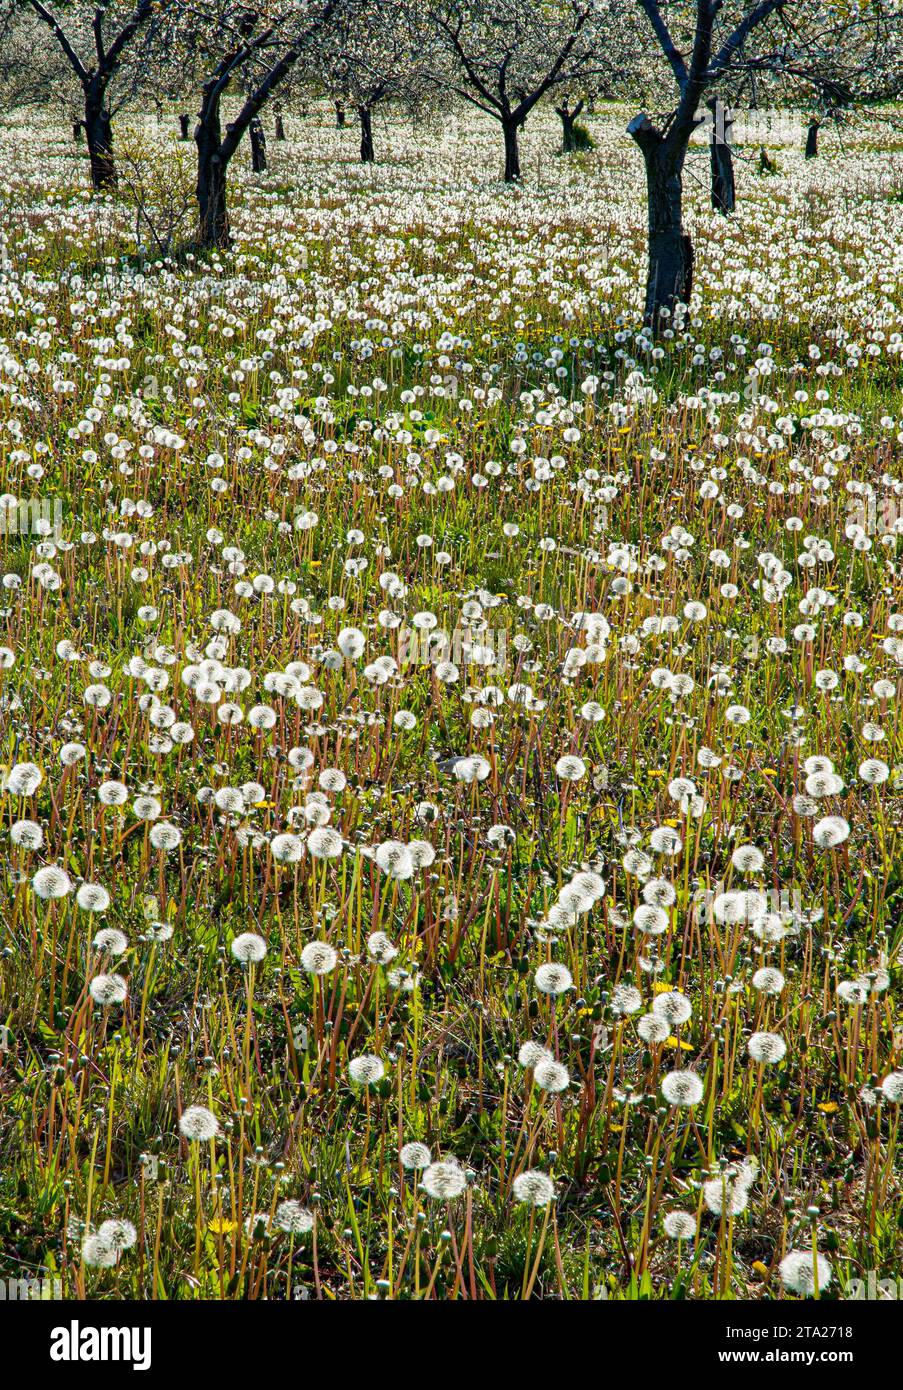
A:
[83,88,116,190]
[196,100,230,248]
[805,119,820,158]
[630,117,693,329]
[502,118,521,183]
[711,137,735,213]
[179,113,190,140]
[558,107,577,152]
[358,106,374,163]
[250,117,267,172]
[556,100,584,154]
[709,102,735,214]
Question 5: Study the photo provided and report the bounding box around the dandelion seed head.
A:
[512,1170,556,1206]
[422,1160,467,1199]
[300,941,338,975]
[231,932,267,963]
[779,1250,832,1297]
[179,1105,219,1141]
[348,1054,385,1086]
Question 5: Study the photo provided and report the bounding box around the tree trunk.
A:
[73,120,83,143]
[805,119,820,158]
[250,117,267,173]
[711,137,735,213]
[709,104,735,215]
[758,145,776,175]
[83,92,116,190]
[335,102,346,128]
[558,109,577,153]
[275,112,285,141]
[502,119,521,183]
[179,113,190,140]
[641,142,693,328]
[358,106,374,163]
[196,105,230,249]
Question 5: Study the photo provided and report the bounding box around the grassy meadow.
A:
[0,103,902,1301]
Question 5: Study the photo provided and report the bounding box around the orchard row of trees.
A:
[4,0,903,325]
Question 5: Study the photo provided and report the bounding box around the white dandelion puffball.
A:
[512,1170,556,1206]
[97,1219,137,1253]
[652,990,693,1026]
[703,1175,749,1217]
[534,962,573,996]
[77,883,111,913]
[649,826,682,856]
[98,780,128,807]
[633,904,669,936]
[642,877,674,907]
[375,839,414,880]
[859,758,889,786]
[408,839,436,869]
[610,984,642,1016]
[748,1032,787,1064]
[731,844,764,874]
[400,1142,432,1171]
[880,1072,903,1103]
[93,927,128,956]
[713,890,767,925]
[10,819,43,850]
[307,827,343,860]
[837,980,868,1007]
[271,831,305,864]
[348,1054,385,1086]
[150,822,182,851]
[638,1014,671,1044]
[275,1201,314,1235]
[5,762,43,797]
[533,1058,570,1093]
[421,1160,467,1199]
[779,1250,833,1297]
[82,1233,119,1268]
[663,1211,696,1240]
[32,866,72,900]
[518,1041,552,1070]
[231,932,267,964]
[751,967,785,996]
[337,626,366,659]
[555,754,586,782]
[300,941,338,975]
[661,1070,705,1107]
[812,815,850,849]
[557,881,596,915]
[452,754,491,783]
[179,1105,219,1141]
[89,973,128,1006]
[367,930,398,965]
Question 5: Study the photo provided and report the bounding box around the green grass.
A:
[0,106,901,1302]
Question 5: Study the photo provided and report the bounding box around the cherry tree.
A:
[423,0,612,182]
[629,0,903,328]
[166,0,344,247]
[748,4,903,156]
[319,0,432,163]
[627,0,791,326]
[17,0,163,188]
